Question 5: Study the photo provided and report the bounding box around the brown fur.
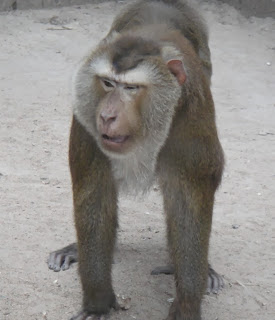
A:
[111,36,160,72]
[70,118,118,313]
[111,0,212,79]
[48,1,224,319]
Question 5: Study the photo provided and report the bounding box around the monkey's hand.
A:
[48,243,78,272]
[166,298,200,320]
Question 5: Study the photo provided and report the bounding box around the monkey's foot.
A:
[48,243,78,272]
[70,311,108,320]
[166,298,200,320]
[70,297,123,320]
[151,264,224,294]
[206,265,224,294]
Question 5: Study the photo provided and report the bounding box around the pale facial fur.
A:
[91,56,151,85]
[73,49,182,194]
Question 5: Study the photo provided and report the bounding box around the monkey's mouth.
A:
[102,134,129,143]
[101,134,130,151]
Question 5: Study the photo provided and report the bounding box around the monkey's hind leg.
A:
[48,243,78,272]
[151,264,224,294]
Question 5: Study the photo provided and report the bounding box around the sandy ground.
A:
[0,1,274,319]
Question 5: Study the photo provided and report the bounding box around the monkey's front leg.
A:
[71,164,118,320]
[162,177,214,320]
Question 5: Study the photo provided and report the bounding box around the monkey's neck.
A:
[111,141,157,195]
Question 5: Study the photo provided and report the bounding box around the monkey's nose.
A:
[100,112,117,125]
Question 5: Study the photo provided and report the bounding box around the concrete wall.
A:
[217,0,275,18]
[0,0,110,11]
[0,0,17,11]
[1,0,275,18]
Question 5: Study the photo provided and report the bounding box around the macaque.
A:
[48,0,224,319]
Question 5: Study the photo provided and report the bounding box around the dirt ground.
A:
[0,1,274,319]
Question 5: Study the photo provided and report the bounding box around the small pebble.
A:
[117,295,131,310]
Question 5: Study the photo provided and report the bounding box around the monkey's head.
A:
[73,34,186,159]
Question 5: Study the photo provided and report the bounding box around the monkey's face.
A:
[74,37,186,160]
[95,77,145,156]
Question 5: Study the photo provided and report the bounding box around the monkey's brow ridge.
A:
[111,36,160,72]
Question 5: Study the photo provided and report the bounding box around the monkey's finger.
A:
[206,267,224,294]
[47,252,61,271]
[52,253,66,272]
[213,272,224,293]
[206,275,212,295]
[211,272,219,294]
[61,255,76,271]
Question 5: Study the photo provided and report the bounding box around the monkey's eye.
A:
[104,80,114,87]
[124,85,140,91]
[100,78,115,91]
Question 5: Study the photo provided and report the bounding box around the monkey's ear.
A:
[167,60,186,85]
[101,31,120,45]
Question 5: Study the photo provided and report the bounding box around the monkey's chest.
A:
[111,153,157,195]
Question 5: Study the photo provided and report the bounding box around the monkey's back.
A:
[111,0,212,78]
